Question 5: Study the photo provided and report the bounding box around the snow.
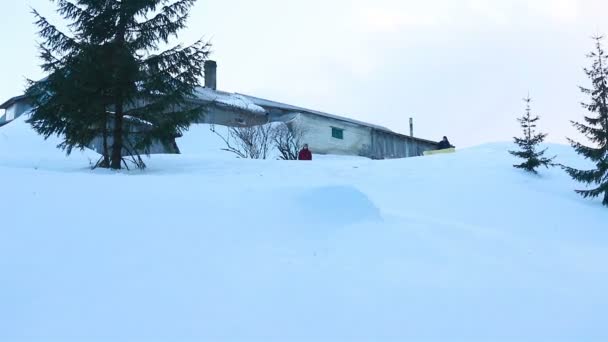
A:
[215,93,266,114]
[1,115,607,342]
[0,114,99,170]
[176,122,237,158]
[195,87,267,114]
[177,122,287,160]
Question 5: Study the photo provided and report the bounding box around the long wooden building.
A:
[0,61,439,159]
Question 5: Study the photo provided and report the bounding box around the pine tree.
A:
[563,36,608,206]
[26,0,211,169]
[509,96,554,174]
[26,43,115,167]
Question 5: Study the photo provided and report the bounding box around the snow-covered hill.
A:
[1,116,607,341]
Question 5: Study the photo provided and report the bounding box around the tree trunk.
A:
[111,13,127,170]
[101,111,110,167]
[111,102,123,169]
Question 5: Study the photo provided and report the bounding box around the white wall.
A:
[298,113,372,156]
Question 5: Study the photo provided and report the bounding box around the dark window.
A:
[332,127,344,140]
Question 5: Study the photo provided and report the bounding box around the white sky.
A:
[1,0,608,146]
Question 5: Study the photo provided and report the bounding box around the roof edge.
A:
[237,93,438,145]
[0,95,28,109]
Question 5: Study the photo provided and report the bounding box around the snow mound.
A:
[0,114,98,169]
[293,185,381,225]
[177,123,285,160]
[1,120,608,341]
[177,123,236,158]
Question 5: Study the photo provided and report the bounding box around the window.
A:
[5,105,15,121]
[331,127,344,140]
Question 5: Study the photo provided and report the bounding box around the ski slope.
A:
[1,115,607,342]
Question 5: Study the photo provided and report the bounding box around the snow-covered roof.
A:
[1,87,437,144]
[236,93,394,133]
[1,87,268,116]
[235,93,440,144]
[193,87,266,115]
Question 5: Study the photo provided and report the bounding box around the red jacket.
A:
[298,149,312,161]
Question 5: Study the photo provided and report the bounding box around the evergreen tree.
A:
[564,36,608,206]
[27,43,115,167]
[26,0,211,169]
[509,96,554,174]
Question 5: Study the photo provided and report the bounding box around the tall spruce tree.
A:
[564,36,608,206]
[26,0,210,169]
[509,96,554,174]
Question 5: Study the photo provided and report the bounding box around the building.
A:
[239,93,438,159]
[0,95,28,127]
[0,61,439,158]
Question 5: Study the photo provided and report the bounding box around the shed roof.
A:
[193,87,266,115]
[0,95,28,110]
[237,93,394,133]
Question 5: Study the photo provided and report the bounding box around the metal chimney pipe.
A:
[204,60,217,90]
[409,117,414,137]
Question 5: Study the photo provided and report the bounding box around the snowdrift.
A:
[0,114,99,169]
[1,118,607,342]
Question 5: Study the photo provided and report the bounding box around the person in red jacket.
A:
[298,144,312,161]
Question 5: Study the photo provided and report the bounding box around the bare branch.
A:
[273,122,307,160]
[211,121,275,159]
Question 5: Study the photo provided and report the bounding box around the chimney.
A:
[204,60,217,90]
[409,117,414,137]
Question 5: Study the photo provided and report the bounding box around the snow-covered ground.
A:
[1,115,607,342]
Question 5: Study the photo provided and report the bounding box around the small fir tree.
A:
[563,36,608,206]
[509,96,554,174]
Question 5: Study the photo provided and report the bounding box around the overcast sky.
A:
[1,0,608,146]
